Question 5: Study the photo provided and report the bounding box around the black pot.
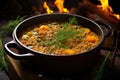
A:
[4,13,111,75]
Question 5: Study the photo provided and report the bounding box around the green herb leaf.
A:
[92,51,111,80]
[0,34,8,71]
[42,17,79,48]
[0,16,24,71]
[1,16,25,36]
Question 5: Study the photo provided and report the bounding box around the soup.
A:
[19,18,100,55]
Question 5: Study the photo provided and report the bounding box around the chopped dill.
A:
[41,17,79,48]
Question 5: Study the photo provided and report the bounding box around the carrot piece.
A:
[85,35,98,42]
[64,49,75,55]
[39,25,49,30]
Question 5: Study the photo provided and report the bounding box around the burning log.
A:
[76,0,120,50]
[78,0,120,30]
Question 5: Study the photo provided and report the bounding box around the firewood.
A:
[78,1,120,25]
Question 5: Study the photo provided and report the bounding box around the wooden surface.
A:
[6,54,92,80]
[6,55,40,80]
[6,54,67,80]
[5,49,120,80]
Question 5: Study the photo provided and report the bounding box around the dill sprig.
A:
[42,17,79,48]
[0,34,7,70]
[1,16,25,36]
[0,16,24,71]
[54,17,78,43]
[92,51,111,80]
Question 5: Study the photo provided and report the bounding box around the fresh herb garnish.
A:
[92,51,111,80]
[1,16,25,36]
[0,35,7,70]
[42,17,79,48]
[0,16,24,71]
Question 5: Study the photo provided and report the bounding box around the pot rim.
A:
[13,13,104,56]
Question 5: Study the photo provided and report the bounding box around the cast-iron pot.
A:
[4,13,111,75]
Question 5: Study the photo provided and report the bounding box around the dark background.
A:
[0,0,120,19]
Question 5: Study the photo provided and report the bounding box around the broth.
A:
[19,18,100,55]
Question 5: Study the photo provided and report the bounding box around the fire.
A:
[97,0,120,19]
[97,0,112,12]
[43,0,69,14]
[54,0,64,13]
[54,0,69,13]
[43,1,53,14]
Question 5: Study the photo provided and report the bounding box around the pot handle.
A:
[4,40,34,59]
[96,21,112,38]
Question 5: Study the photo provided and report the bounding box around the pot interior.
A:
[14,13,103,54]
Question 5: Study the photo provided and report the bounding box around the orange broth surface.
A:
[19,22,100,56]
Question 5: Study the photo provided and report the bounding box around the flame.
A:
[54,0,69,13]
[43,0,69,14]
[97,0,120,19]
[97,0,112,12]
[43,1,53,14]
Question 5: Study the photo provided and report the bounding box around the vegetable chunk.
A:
[85,35,98,42]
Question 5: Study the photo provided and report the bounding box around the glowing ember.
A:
[97,0,120,19]
[43,1,53,14]
[54,0,69,13]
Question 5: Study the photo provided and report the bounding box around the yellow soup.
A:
[19,18,100,56]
